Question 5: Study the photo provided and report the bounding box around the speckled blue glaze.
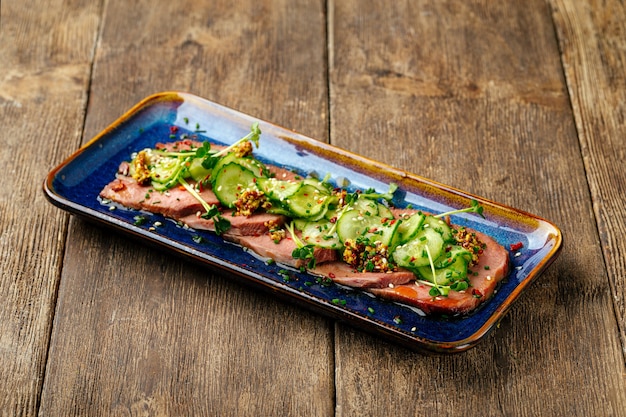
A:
[44,92,562,353]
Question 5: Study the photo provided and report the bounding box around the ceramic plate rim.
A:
[43,91,563,353]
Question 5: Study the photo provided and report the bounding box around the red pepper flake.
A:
[510,242,523,251]
[169,126,179,134]
[328,272,336,279]
[472,289,483,298]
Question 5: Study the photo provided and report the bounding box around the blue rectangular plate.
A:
[44,92,562,353]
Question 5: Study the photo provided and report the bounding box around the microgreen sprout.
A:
[199,123,261,170]
[212,122,261,159]
[360,182,398,201]
[178,177,231,235]
[286,221,316,269]
[424,245,446,297]
[434,199,485,219]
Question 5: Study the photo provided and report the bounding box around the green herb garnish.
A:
[434,199,484,219]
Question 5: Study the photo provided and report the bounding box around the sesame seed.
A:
[108,205,116,211]
[411,327,417,332]
[486,275,492,281]
[514,252,522,257]
[154,221,162,227]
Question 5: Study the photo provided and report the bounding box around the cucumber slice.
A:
[212,163,258,208]
[301,178,333,193]
[257,178,301,201]
[434,245,472,269]
[336,209,369,243]
[285,184,330,219]
[376,203,394,220]
[394,213,425,245]
[364,218,400,247]
[213,153,268,178]
[292,218,309,230]
[416,255,469,286]
[351,197,379,216]
[423,215,454,242]
[188,158,212,181]
[300,220,342,249]
[392,227,444,268]
[149,154,183,184]
[336,209,398,247]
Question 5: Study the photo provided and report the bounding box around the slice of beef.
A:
[310,262,414,288]
[100,176,220,218]
[180,211,287,237]
[233,233,338,268]
[369,229,509,315]
[155,139,210,152]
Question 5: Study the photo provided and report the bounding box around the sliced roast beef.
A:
[100,176,221,218]
[180,211,287,237]
[369,229,509,315]
[310,262,414,288]
[155,139,208,152]
[234,233,338,268]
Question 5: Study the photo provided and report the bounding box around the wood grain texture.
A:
[329,0,626,416]
[0,0,100,415]
[38,0,334,415]
[549,0,626,357]
[5,0,626,415]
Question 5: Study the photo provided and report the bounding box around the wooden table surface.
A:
[2,0,626,415]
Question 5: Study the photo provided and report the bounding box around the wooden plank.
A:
[549,0,626,357]
[38,0,334,415]
[329,0,626,415]
[0,0,100,415]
